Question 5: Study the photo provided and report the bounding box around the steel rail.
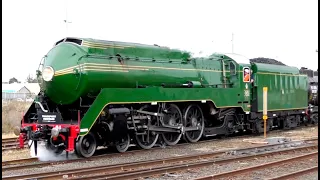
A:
[78,147,318,180]
[2,137,18,143]
[266,166,318,180]
[1,137,228,171]
[194,152,318,180]
[3,136,315,171]
[1,137,228,170]
[3,143,317,180]
[2,137,28,151]
[2,136,317,172]
[0,134,269,170]
[2,157,38,166]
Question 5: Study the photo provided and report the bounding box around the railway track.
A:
[2,134,316,171]
[195,152,318,180]
[2,135,255,171]
[2,137,318,180]
[2,135,317,170]
[2,137,27,151]
[2,137,18,143]
[266,166,318,180]
[2,157,38,167]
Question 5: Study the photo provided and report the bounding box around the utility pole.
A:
[64,0,72,37]
[231,33,234,53]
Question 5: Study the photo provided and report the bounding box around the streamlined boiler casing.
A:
[39,37,224,105]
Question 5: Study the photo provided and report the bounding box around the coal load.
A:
[250,57,287,66]
[300,67,318,78]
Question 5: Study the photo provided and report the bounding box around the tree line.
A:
[8,74,38,84]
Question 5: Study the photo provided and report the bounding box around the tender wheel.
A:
[253,118,271,134]
[183,104,204,143]
[310,113,318,124]
[135,105,159,149]
[161,104,183,146]
[75,132,97,158]
[115,134,130,153]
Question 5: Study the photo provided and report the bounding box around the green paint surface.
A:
[251,63,308,111]
[79,87,248,135]
[37,38,309,136]
[41,39,249,106]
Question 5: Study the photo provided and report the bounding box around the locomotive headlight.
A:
[42,66,55,81]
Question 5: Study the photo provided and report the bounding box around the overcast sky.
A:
[2,0,318,82]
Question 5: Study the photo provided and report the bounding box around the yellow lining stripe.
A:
[80,99,249,136]
[55,67,78,74]
[55,65,149,74]
[84,65,149,71]
[53,63,307,77]
[85,68,129,72]
[55,68,129,76]
[82,44,125,49]
[257,72,307,77]
[82,41,132,49]
[55,71,74,76]
[54,64,149,75]
[54,63,224,74]
[82,41,132,48]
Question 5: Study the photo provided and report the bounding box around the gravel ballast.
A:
[148,151,318,180]
[2,126,318,178]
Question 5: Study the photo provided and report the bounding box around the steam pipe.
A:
[35,101,48,113]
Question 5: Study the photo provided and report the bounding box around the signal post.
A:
[263,87,268,138]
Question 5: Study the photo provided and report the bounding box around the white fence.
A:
[2,92,36,101]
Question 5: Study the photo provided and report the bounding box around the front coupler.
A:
[15,124,79,158]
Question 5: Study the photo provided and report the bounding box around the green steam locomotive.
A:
[14,37,318,158]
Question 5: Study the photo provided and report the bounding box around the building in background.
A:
[2,83,40,101]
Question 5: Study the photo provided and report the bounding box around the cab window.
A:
[229,62,236,75]
[243,67,250,82]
